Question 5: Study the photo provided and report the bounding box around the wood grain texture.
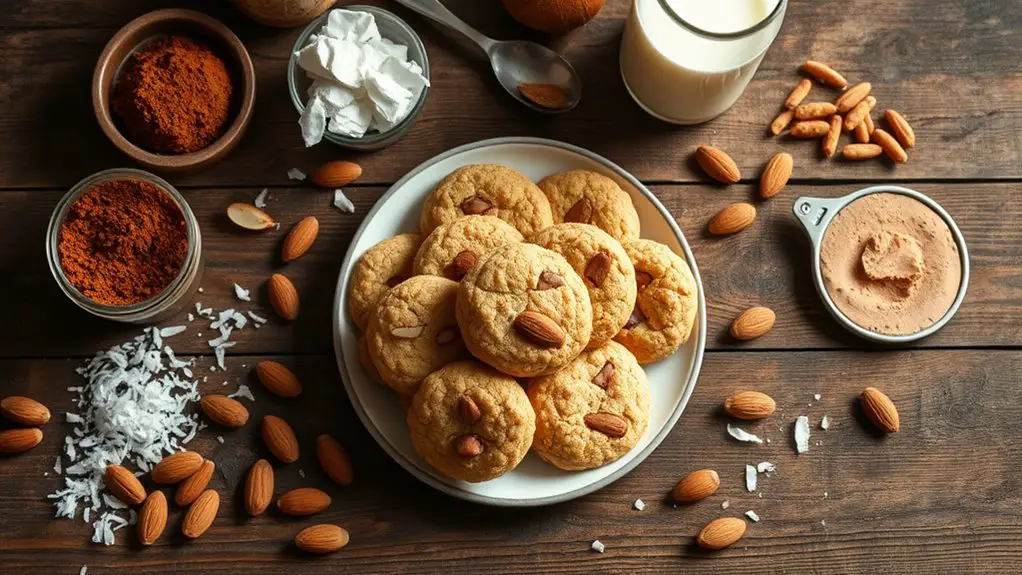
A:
[1,183,1017,357]
[1,350,1021,574]
[0,0,1018,187]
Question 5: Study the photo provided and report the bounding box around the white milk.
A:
[620,0,786,124]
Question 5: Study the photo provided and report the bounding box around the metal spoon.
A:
[392,0,581,113]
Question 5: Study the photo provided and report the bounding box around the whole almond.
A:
[199,395,249,428]
[310,160,362,188]
[181,489,219,539]
[137,491,168,546]
[708,203,756,236]
[278,487,332,516]
[1,396,50,426]
[671,469,720,503]
[282,216,319,262]
[695,145,741,184]
[460,195,493,215]
[564,197,594,224]
[513,310,566,348]
[861,387,900,433]
[790,120,831,138]
[584,412,628,438]
[435,326,460,345]
[105,465,146,505]
[268,273,300,321]
[885,109,916,148]
[255,360,303,398]
[455,434,485,457]
[769,109,795,135]
[759,152,792,199]
[823,114,842,158]
[244,459,274,516]
[591,361,615,389]
[801,60,847,88]
[175,460,215,507]
[723,391,777,420]
[446,250,477,280]
[0,428,42,453]
[697,517,747,550]
[730,306,776,340]
[151,451,203,484]
[295,524,350,554]
[842,143,884,160]
[872,129,909,164]
[316,434,354,486]
[457,396,482,425]
[793,101,837,120]
[536,271,564,290]
[835,82,871,113]
[584,252,612,287]
[854,121,871,143]
[784,78,812,109]
[262,415,300,463]
[843,99,872,131]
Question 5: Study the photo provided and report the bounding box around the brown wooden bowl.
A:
[92,9,256,173]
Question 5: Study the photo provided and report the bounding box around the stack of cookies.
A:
[347,164,698,482]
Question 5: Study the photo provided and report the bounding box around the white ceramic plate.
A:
[333,137,706,506]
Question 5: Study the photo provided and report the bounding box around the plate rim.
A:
[331,136,707,506]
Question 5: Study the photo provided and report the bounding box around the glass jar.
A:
[620,0,788,125]
[46,168,204,323]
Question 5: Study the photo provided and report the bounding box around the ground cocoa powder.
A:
[58,179,188,306]
[113,35,233,154]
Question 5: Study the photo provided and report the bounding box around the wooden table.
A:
[2,1,1020,573]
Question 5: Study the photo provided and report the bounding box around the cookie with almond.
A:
[528,342,650,470]
[537,170,640,242]
[348,233,422,330]
[413,215,524,281]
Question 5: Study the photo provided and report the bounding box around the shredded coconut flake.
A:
[254,188,269,208]
[333,188,355,213]
[814,393,822,401]
[233,283,251,302]
[633,499,645,511]
[229,384,255,403]
[80,567,88,575]
[217,435,225,444]
[746,510,760,522]
[727,423,764,444]
[795,416,811,454]
[721,500,730,510]
[248,311,268,325]
[745,464,757,492]
[288,168,307,181]
[298,468,306,479]
[821,415,830,430]
[757,461,776,473]
[591,540,605,553]
[53,456,63,475]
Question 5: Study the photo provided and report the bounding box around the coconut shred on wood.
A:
[727,423,764,444]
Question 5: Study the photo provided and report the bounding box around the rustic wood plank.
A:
[1,182,1017,357]
[0,0,1019,187]
[1,350,1021,573]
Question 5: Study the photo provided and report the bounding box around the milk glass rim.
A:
[656,0,787,40]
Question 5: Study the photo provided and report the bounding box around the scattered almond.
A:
[137,491,168,546]
[536,271,564,290]
[835,82,871,113]
[584,412,628,438]
[793,102,837,120]
[181,489,219,539]
[175,460,215,507]
[268,273,300,320]
[518,83,569,109]
[316,434,354,486]
[0,396,50,426]
[0,428,42,453]
[591,361,615,389]
[227,203,276,231]
[708,203,756,235]
[199,395,250,428]
[784,78,812,109]
[801,60,847,88]
[723,391,777,420]
[564,197,594,224]
[310,160,362,188]
[460,195,493,215]
[842,143,884,160]
[455,433,485,457]
[295,524,350,554]
[281,216,319,262]
[872,128,909,164]
[671,469,720,503]
[278,487,332,516]
[584,252,612,287]
[843,98,872,131]
[244,459,274,516]
[105,465,147,505]
[457,396,482,425]
[790,120,831,138]
[695,145,741,184]
[513,310,566,348]
[262,415,300,463]
[730,306,776,340]
[885,109,915,148]
[769,109,795,135]
[446,250,477,280]
[823,114,842,158]
[760,152,792,199]
[151,451,204,484]
[255,360,303,398]
[861,387,900,433]
[697,517,747,550]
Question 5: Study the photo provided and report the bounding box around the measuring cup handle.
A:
[792,195,844,246]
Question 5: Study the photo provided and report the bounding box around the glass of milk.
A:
[620,0,787,125]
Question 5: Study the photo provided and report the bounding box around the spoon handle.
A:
[391,0,496,52]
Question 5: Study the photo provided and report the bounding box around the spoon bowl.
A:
[489,40,581,112]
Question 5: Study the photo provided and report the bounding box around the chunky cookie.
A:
[413,215,524,281]
[528,341,650,470]
[420,164,553,238]
[614,239,698,364]
[538,170,640,242]
[366,275,467,395]
[407,360,536,483]
[532,223,637,349]
[348,233,422,330]
[457,243,592,377]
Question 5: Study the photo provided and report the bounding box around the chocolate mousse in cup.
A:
[793,186,970,343]
[619,0,788,124]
